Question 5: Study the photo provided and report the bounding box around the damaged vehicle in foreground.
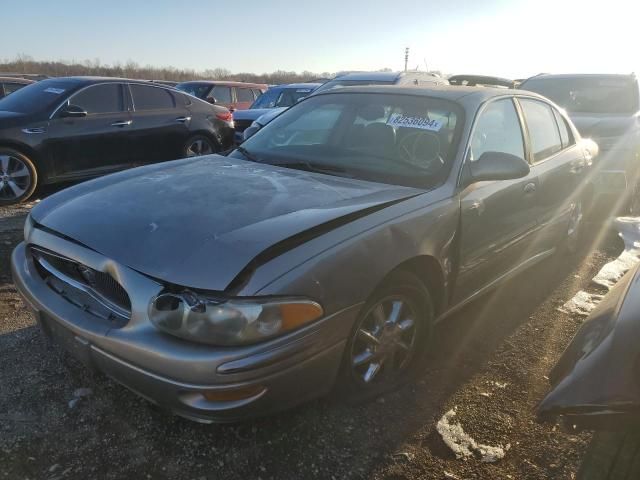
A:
[13,86,593,422]
[538,259,640,429]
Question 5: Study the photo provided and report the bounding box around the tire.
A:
[336,270,434,403]
[0,148,37,205]
[183,135,218,158]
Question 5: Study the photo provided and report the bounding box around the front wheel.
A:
[183,135,217,158]
[336,270,434,402]
[0,148,37,205]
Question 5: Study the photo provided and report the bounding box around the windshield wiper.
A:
[272,160,353,177]
[235,146,261,163]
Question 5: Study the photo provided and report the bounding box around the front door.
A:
[455,98,540,302]
[45,83,131,178]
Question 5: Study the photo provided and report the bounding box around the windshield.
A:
[521,76,640,114]
[0,79,78,114]
[232,92,462,188]
[314,79,395,94]
[251,87,315,109]
[175,83,212,99]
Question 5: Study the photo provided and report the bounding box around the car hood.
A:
[232,108,272,122]
[256,107,287,125]
[31,155,420,292]
[569,113,639,140]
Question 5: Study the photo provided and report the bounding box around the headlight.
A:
[149,290,323,346]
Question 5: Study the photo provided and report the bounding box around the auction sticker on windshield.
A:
[387,113,443,131]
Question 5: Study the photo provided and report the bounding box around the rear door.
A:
[46,83,132,177]
[127,83,191,165]
[518,97,587,250]
[455,98,541,301]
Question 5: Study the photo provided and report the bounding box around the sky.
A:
[1,0,639,79]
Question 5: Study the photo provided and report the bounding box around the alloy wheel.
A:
[185,138,214,157]
[0,154,31,201]
[350,295,419,385]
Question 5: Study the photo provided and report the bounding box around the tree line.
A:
[0,55,335,84]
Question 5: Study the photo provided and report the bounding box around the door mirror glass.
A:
[469,151,530,182]
[59,104,88,118]
[206,96,217,104]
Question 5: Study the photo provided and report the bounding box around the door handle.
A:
[175,116,191,123]
[523,182,537,194]
[111,120,132,127]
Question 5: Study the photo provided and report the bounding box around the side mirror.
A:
[468,151,530,183]
[59,104,87,118]
[243,123,261,141]
[206,96,217,104]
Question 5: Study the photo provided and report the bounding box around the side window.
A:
[520,99,563,162]
[252,88,263,99]
[236,88,254,102]
[469,99,525,162]
[553,108,574,149]
[211,86,232,104]
[130,84,175,110]
[68,83,124,114]
[4,83,24,96]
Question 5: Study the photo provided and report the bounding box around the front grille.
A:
[30,246,131,322]
[234,119,253,133]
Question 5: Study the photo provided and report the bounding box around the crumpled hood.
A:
[31,155,419,291]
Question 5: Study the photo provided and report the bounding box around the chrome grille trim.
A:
[31,246,131,321]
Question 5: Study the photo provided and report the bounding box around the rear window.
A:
[175,83,212,100]
[251,87,314,109]
[0,79,79,114]
[521,76,640,114]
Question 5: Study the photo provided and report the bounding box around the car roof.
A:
[40,76,178,86]
[333,71,403,81]
[176,80,268,88]
[0,77,34,84]
[524,73,636,81]
[270,83,322,90]
[312,84,547,104]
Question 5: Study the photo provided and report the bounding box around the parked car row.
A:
[0,76,34,99]
[0,77,234,204]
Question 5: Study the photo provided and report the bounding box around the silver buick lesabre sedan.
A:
[12,86,596,422]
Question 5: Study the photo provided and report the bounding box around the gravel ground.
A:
[0,188,621,480]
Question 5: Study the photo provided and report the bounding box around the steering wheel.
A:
[396,131,444,173]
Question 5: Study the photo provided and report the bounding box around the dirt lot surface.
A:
[0,189,622,480]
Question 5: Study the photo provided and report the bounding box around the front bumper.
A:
[11,237,356,423]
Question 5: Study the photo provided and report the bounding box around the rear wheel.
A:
[183,135,217,158]
[0,148,37,205]
[337,270,434,402]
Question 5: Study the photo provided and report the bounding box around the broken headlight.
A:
[149,291,323,346]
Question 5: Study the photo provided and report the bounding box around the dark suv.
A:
[175,81,268,111]
[520,74,640,212]
[0,77,234,204]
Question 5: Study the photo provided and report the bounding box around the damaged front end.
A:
[538,262,640,429]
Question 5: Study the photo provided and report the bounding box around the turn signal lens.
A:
[202,385,266,402]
